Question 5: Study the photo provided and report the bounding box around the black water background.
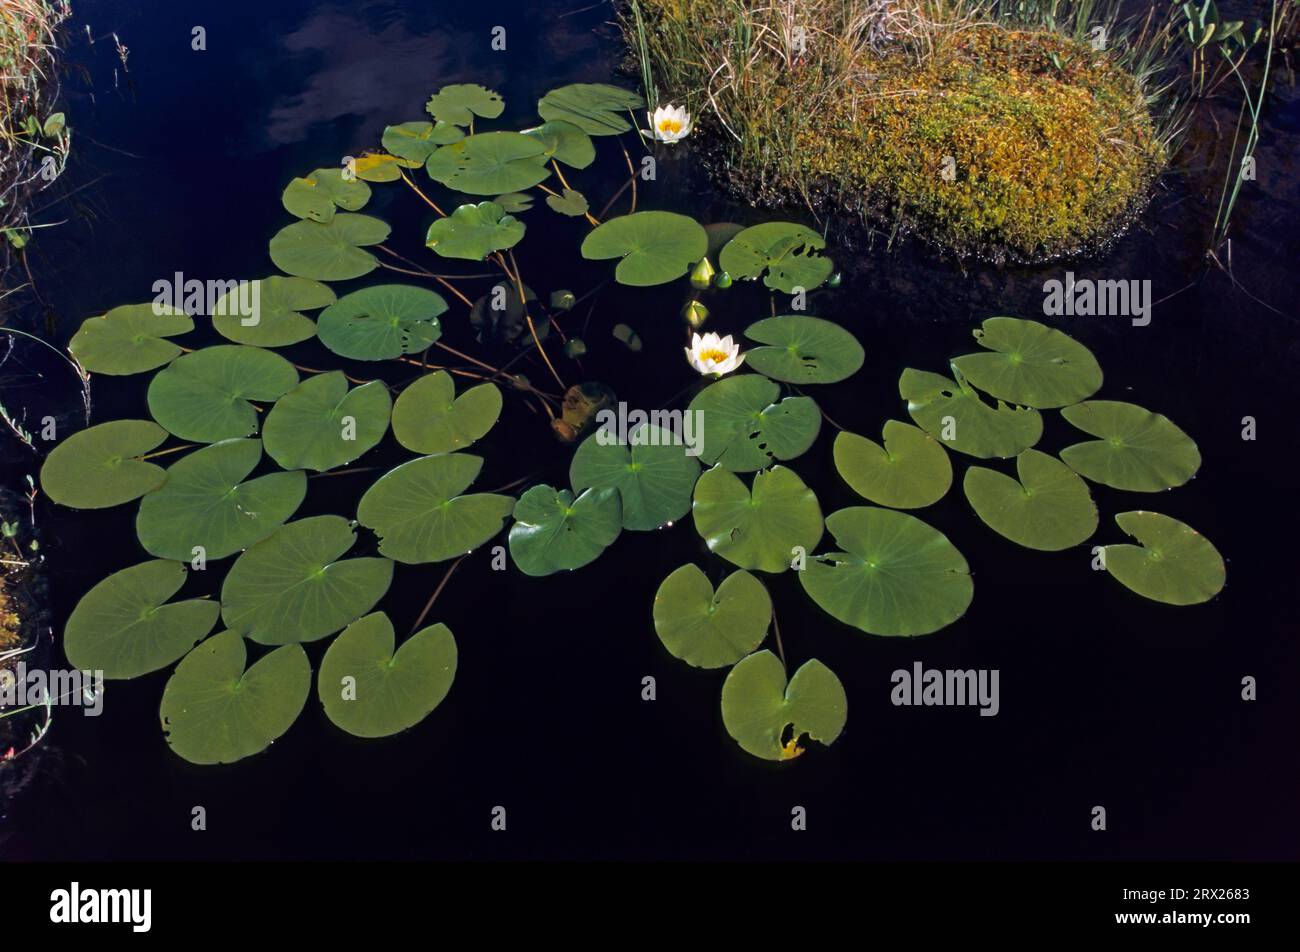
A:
[0,0,1297,860]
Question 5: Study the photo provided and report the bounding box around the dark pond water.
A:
[1,0,1297,860]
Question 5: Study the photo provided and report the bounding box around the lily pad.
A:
[160,631,310,765]
[281,168,371,222]
[317,284,447,360]
[963,449,1097,551]
[652,565,770,668]
[318,613,457,738]
[546,188,589,218]
[65,559,220,679]
[1101,511,1226,606]
[686,374,821,472]
[220,514,394,645]
[426,132,551,196]
[950,316,1103,409]
[68,303,193,375]
[692,465,822,573]
[136,439,307,560]
[493,192,534,213]
[391,371,502,455]
[268,214,390,281]
[425,201,525,260]
[40,419,168,509]
[900,367,1042,459]
[799,506,973,636]
[382,121,464,163]
[569,422,701,530]
[718,222,833,293]
[147,345,299,443]
[1059,400,1201,492]
[508,484,622,576]
[212,276,334,347]
[536,83,644,136]
[350,152,422,183]
[521,119,595,168]
[580,211,708,287]
[833,421,952,509]
[742,315,864,384]
[262,372,391,473]
[720,651,847,761]
[356,453,514,564]
[425,83,504,126]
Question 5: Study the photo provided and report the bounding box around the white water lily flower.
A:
[686,332,744,376]
[644,103,692,144]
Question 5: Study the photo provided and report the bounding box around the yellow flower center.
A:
[698,348,729,364]
[658,118,683,134]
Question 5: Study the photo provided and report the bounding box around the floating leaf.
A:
[686,374,821,472]
[317,284,447,360]
[65,559,220,679]
[425,201,525,260]
[356,453,514,564]
[382,121,463,163]
[742,315,864,384]
[268,213,390,281]
[900,367,1042,459]
[718,222,833,293]
[40,419,167,509]
[950,316,1103,409]
[800,506,973,636]
[262,372,391,472]
[692,465,822,573]
[136,439,307,560]
[1060,400,1201,491]
[721,651,846,761]
[581,211,708,287]
[521,119,595,168]
[611,322,641,351]
[319,613,457,738]
[212,276,334,347]
[68,303,192,375]
[546,188,589,218]
[652,565,770,668]
[569,422,701,530]
[833,421,952,509]
[220,515,393,645]
[552,381,615,443]
[536,83,644,136]
[391,371,502,454]
[147,345,299,443]
[281,168,370,222]
[160,631,310,765]
[494,192,534,213]
[508,485,621,576]
[426,131,551,195]
[1101,511,1225,605]
[351,152,422,183]
[425,83,504,126]
[963,449,1097,551]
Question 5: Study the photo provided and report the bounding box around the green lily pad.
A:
[799,506,973,636]
[220,514,394,645]
[833,421,952,509]
[493,192,534,213]
[508,484,622,576]
[281,168,371,222]
[391,371,502,455]
[426,131,551,196]
[569,422,701,530]
[146,345,298,444]
[136,439,307,560]
[316,284,447,360]
[900,367,1042,459]
[356,453,514,564]
[1059,400,1201,492]
[65,559,220,679]
[1101,511,1226,606]
[950,316,1103,409]
[581,211,707,287]
[652,565,770,669]
[212,276,334,347]
[382,120,464,163]
[40,419,168,509]
[318,613,457,738]
[718,222,833,293]
[425,84,504,126]
[692,465,822,573]
[350,152,422,183]
[686,374,821,472]
[425,201,525,260]
[720,651,846,761]
[536,83,644,136]
[521,119,595,168]
[68,303,193,375]
[742,315,864,384]
[160,630,310,765]
[546,188,589,218]
[262,372,392,473]
[268,214,390,281]
[963,449,1097,551]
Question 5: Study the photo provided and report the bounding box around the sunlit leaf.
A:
[262,372,392,472]
[391,370,502,455]
[900,366,1041,459]
[521,119,595,168]
[963,449,1097,550]
[281,168,371,222]
[1060,400,1201,491]
[1102,511,1225,605]
[686,374,820,472]
[508,484,621,576]
[718,222,833,293]
[581,211,707,286]
[569,422,701,530]
[653,565,770,668]
[425,201,525,260]
[536,83,644,136]
[425,83,504,126]
[692,465,822,573]
[950,316,1103,408]
[833,421,952,509]
[742,315,864,384]
[426,131,551,195]
[721,651,846,761]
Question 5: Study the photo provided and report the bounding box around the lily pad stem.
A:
[410,554,466,635]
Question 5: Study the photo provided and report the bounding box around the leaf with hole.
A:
[268,214,390,281]
[950,316,1103,408]
[262,372,392,472]
[425,201,525,260]
[40,419,168,509]
[963,449,1097,551]
[581,211,708,287]
[900,367,1042,459]
[1059,400,1201,491]
[652,565,770,668]
[742,315,864,384]
[425,84,504,126]
[833,421,952,509]
[569,422,701,530]
[508,484,621,576]
[692,465,822,573]
[686,374,821,472]
[317,284,447,360]
[391,371,502,455]
[68,303,193,375]
[718,222,833,293]
[720,651,846,761]
[147,345,299,443]
[1101,511,1225,605]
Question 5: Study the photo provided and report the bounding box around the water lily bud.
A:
[826,271,842,289]
[689,257,716,290]
[713,270,733,289]
[550,289,576,311]
[682,299,710,328]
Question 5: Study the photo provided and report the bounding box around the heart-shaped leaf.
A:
[1060,400,1201,491]
[521,119,595,168]
[833,421,952,509]
[262,372,392,473]
[1101,511,1225,605]
[426,131,551,196]
[425,83,504,125]
[686,374,821,472]
[963,449,1097,551]
[569,422,701,530]
[580,211,708,287]
[900,367,1042,459]
[692,465,822,573]
[268,214,390,280]
[317,284,447,360]
[382,120,464,163]
[720,651,846,761]
[391,371,502,454]
[425,201,525,260]
[950,316,1103,408]
[536,83,644,135]
[546,188,589,218]
[508,484,622,576]
[147,345,299,442]
[212,276,334,347]
[742,315,864,384]
[281,168,371,222]
[718,222,833,293]
[40,419,168,509]
[653,565,770,668]
[350,152,422,183]
[493,192,534,213]
[68,303,193,375]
